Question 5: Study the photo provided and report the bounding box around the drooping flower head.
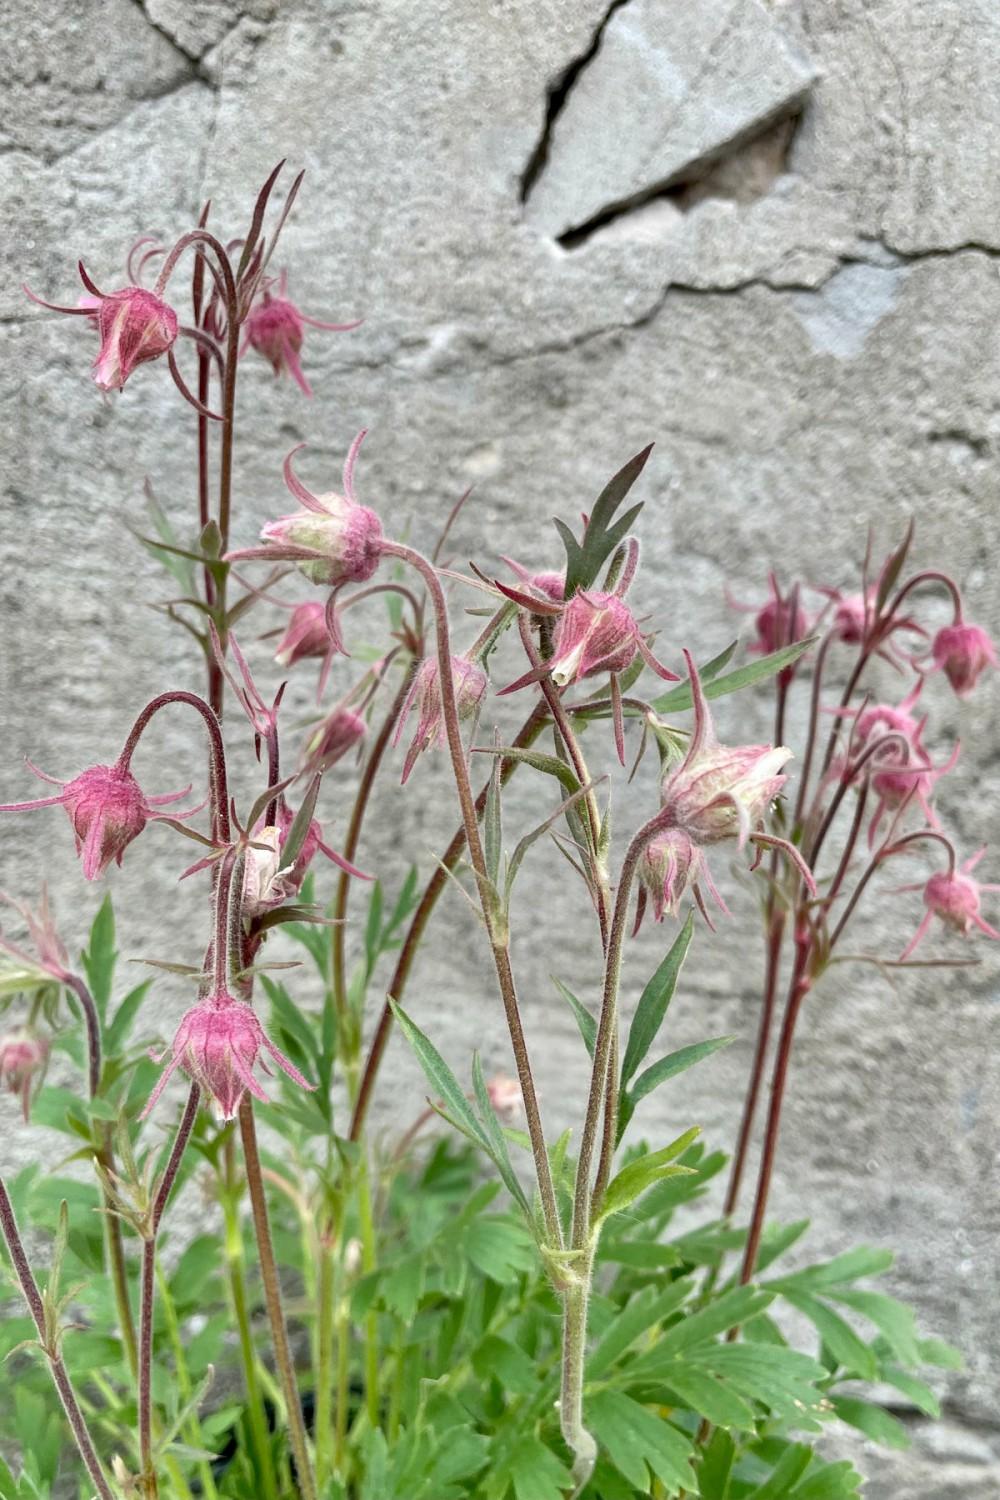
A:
[728,573,811,686]
[241,270,361,397]
[501,556,566,607]
[393,656,487,784]
[850,679,926,755]
[274,601,330,667]
[0,1029,50,1122]
[898,848,1000,960]
[225,433,383,588]
[866,737,959,846]
[141,988,314,1122]
[300,707,367,778]
[25,265,179,392]
[260,795,369,892]
[636,827,730,931]
[930,622,997,698]
[660,652,792,849]
[547,591,648,687]
[0,760,195,882]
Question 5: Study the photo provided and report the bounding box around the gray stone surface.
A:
[524,0,818,239]
[2,2,1000,1495]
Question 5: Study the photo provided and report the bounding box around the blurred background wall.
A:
[2,2,999,1494]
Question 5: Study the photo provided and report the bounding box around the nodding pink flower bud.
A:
[93,287,178,391]
[898,849,1000,960]
[0,1029,50,1122]
[850,680,925,754]
[274,602,330,667]
[225,436,383,588]
[548,591,643,687]
[486,1074,524,1122]
[301,707,367,777]
[930,622,997,698]
[728,574,810,682]
[501,556,566,606]
[867,739,959,845]
[0,760,195,882]
[636,828,730,929]
[240,271,361,397]
[393,656,487,784]
[141,988,315,1122]
[831,591,870,644]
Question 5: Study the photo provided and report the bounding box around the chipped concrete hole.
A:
[520,0,816,248]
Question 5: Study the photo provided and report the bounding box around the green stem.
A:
[356,1153,381,1431]
[314,1236,336,1489]
[238,1100,317,1500]
[221,1137,279,1500]
[154,1259,220,1500]
[560,1257,597,1495]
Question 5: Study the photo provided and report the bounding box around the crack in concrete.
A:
[519,0,632,205]
[129,0,211,74]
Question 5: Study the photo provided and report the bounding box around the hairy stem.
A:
[239,1099,317,1500]
[0,1179,115,1500]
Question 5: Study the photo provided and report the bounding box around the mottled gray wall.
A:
[2,2,1000,1495]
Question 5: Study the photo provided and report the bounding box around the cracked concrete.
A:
[2,2,1000,1494]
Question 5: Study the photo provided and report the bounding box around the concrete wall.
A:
[2,2,999,1493]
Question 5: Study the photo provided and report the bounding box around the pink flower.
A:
[393,656,487,784]
[930,622,997,698]
[0,760,194,881]
[0,887,70,983]
[898,849,1000,959]
[486,1074,523,1122]
[141,989,314,1122]
[647,654,815,905]
[225,434,383,588]
[728,574,811,683]
[548,591,669,688]
[501,557,566,606]
[867,739,959,846]
[301,707,367,777]
[274,602,330,667]
[660,655,792,849]
[636,827,730,930]
[24,267,177,391]
[830,591,870,645]
[241,271,361,397]
[92,288,178,391]
[0,1030,50,1122]
[851,680,925,753]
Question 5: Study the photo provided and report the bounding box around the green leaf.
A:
[788,1459,863,1500]
[874,519,914,613]
[639,1286,773,1361]
[877,1365,940,1418]
[754,1219,811,1274]
[464,1217,536,1284]
[104,980,153,1055]
[829,1395,910,1449]
[262,978,319,1070]
[587,1278,694,1379]
[558,445,653,596]
[484,734,504,888]
[472,1334,539,1396]
[628,1036,734,1108]
[390,1000,486,1149]
[551,977,596,1058]
[698,1428,736,1499]
[659,1364,756,1429]
[477,745,581,796]
[686,1345,827,1424]
[778,1291,878,1381]
[620,913,694,1087]
[505,1435,573,1500]
[471,1052,531,1218]
[916,1335,962,1370]
[650,639,816,716]
[587,1390,696,1494]
[597,1128,700,1223]
[826,1288,920,1366]
[747,1444,812,1498]
[81,895,116,1024]
[775,1245,894,1288]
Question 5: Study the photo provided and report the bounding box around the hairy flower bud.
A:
[899,849,1000,959]
[931,622,997,698]
[637,828,726,924]
[226,438,383,588]
[661,741,791,849]
[141,989,314,1122]
[274,601,330,666]
[0,760,194,882]
[548,591,643,687]
[93,287,178,391]
[242,827,285,917]
[394,656,487,783]
[301,707,367,777]
[0,1029,49,1122]
[240,271,360,397]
